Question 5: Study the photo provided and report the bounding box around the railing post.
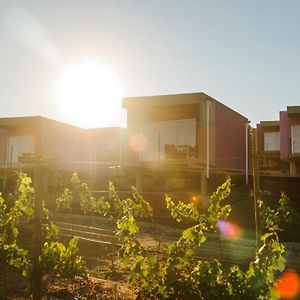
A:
[251,129,260,250]
[32,159,43,300]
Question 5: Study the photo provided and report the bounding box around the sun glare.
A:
[57,61,124,128]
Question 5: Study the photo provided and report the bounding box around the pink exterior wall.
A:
[257,123,280,153]
[215,102,248,170]
[280,111,300,160]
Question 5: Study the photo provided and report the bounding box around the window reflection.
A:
[264,132,280,151]
[6,135,35,164]
[291,125,300,153]
[140,119,196,161]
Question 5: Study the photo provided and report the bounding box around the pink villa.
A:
[123,92,249,194]
[257,106,300,177]
[0,116,126,199]
[0,97,298,220]
[280,106,300,175]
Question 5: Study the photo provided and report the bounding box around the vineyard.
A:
[1,172,300,299]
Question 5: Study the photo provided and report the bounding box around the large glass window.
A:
[140,119,196,161]
[6,135,35,164]
[140,123,159,161]
[264,132,280,151]
[291,124,300,153]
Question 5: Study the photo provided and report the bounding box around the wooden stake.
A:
[32,159,43,300]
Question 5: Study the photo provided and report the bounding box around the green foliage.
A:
[1,172,87,297]
[108,182,152,219]
[258,192,300,233]
[43,173,295,299]
[165,195,201,223]
[39,238,87,279]
[104,179,290,300]
[71,172,101,214]
[54,173,153,286]
[165,180,231,232]
[55,188,72,211]
[56,172,110,214]
[206,180,232,231]
[41,205,88,280]
[56,173,152,218]
[0,172,34,278]
[0,243,29,277]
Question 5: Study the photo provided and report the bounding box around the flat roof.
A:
[0,116,83,130]
[123,92,210,108]
[123,92,248,120]
[287,106,300,115]
[259,120,280,127]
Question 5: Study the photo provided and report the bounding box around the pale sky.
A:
[0,0,300,128]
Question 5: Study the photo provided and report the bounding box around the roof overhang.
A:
[259,120,280,128]
[122,92,212,109]
[287,106,300,116]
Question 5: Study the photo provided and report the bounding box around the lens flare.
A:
[217,220,241,239]
[274,269,300,299]
[129,134,148,153]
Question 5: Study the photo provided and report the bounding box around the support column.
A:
[2,171,7,193]
[206,100,212,178]
[200,170,209,208]
[32,160,43,300]
[290,160,296,176]
[251,128,260,250]
[245,121,250,185]
[135,169,143,192]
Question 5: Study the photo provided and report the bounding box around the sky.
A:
[0,0,300,128]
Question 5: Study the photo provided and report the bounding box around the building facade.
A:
[280,106,300,176]
[0,116,126,201]
[257,106,300,177]
[123,92,249,194]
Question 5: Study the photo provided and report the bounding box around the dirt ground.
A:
[1,273,136,300]
[2,212,300,299]
[1,239,137,300]
[1,214,139,300]
[1,212,178,299]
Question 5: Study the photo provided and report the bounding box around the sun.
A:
[57,60,124,128]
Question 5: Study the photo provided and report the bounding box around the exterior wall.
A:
[124,93,248,170]
[0,129,7,164]
[86,127,126,163]
[123,93,250,195]
[257,123,280,153]
[42,119,87,162]
[0,118,88,165]
[127,103,199,130]
[0,122,38,164]
[126,98,202,162]
[215,102,248,170]
[257,124,264,152]
[84,127,129,189]
[0,117,130,198]
[280,111,300,160]
[256,122,288,175]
